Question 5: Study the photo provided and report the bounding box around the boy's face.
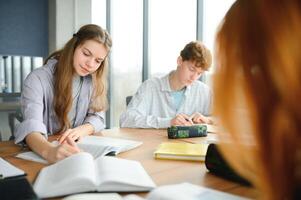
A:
[176,56,204,86]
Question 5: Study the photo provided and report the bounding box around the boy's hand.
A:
[171,114,194,126]
[190,112,212,124]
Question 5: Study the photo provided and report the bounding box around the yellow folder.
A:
[153,142,209,161]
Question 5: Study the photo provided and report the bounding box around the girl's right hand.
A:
[45,137,81,163]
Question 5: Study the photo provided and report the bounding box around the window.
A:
[203,0,235,65]
[149,0,197,77]
[109,0,143,127]
[202,0,235,86]
[91,0,106,28]
[90,0,234,128]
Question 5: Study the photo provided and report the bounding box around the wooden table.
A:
[0,128,257,199]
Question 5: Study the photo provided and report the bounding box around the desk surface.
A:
[0,128,257,199]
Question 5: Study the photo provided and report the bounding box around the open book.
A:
[16,136,142,164]
[0,158,38,200]
[0,157,26,178]
[123,182,250,200]
[61,182,250,200]
[146,183,250,200]
[33,152,156,198]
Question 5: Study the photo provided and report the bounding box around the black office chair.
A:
[126,96,133,106]
[0,93,21,141]
[8,109,23,140]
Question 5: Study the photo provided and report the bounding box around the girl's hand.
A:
[58,124,94,144]
[58,128,82,144]
[45,137,81,163]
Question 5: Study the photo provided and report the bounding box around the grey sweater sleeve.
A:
[84,110,105,132]
[14,73,48,144]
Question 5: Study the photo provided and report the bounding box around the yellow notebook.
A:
[153,142,209,161]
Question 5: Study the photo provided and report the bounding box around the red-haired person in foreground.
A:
[214,1,301,199]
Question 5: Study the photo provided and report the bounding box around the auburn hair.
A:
[214,1,301,199]
[45,24,112,133]
[180,41,212,70]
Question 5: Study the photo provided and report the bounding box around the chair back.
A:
[126,96,133,106]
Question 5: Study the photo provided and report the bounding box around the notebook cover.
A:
[154,142,208,161]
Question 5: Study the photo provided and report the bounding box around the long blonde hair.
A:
[214,1,301,199]
[45,24,112,132]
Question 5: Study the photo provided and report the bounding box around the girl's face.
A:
[73,40,108,76]
[176,56,204,86]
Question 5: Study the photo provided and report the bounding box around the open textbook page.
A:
[59,182,250,200]
[124,182,250,200]
[0,157,26,178]
[62,193,123,200]
[33,152,156,198]
[79,136,142,157]
[16,136,142,164]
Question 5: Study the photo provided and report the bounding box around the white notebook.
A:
[62,193,123,200]
[33,152,156,198]
[0,157,25,178]
[44,182,249,200]
[16,136,142,164]
[124,182,250,200]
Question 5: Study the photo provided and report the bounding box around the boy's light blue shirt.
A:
[171,88,186,112]
[120,71,212,129]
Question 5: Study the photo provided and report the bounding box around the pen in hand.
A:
[65,137,81,152]
[185,117,194,125]
[56,135,81,153]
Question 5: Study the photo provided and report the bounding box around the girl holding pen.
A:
[14,24,112,163]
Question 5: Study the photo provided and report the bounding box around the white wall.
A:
[49,0,92,52]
